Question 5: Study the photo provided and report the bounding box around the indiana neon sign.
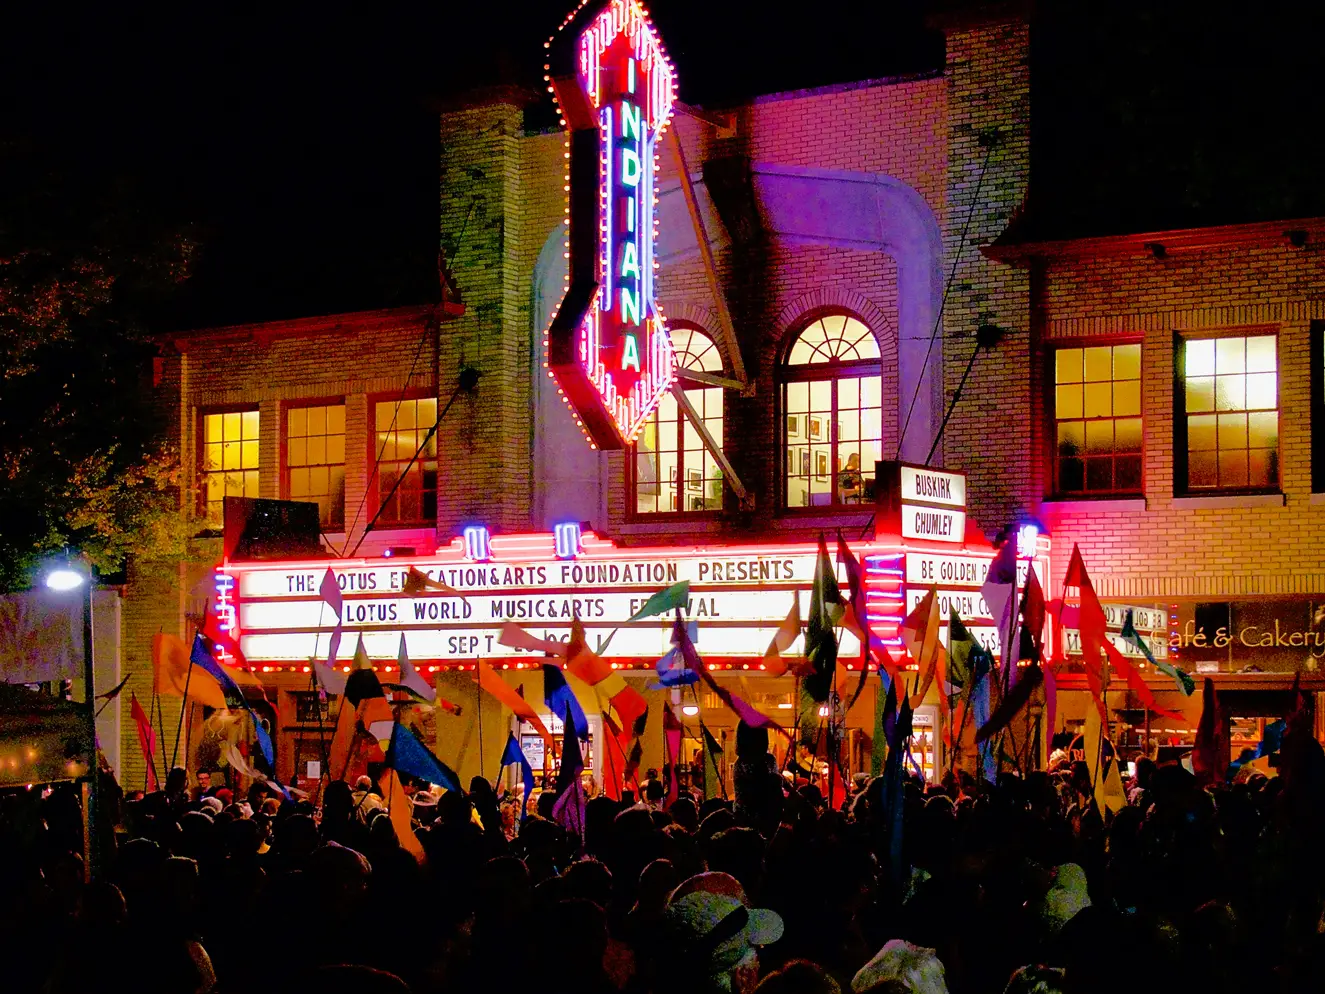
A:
[546,0,677,450]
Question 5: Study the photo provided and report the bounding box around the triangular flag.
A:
[982,536,1020,682]
[552,704,586,841]
[1083,695,1126,814]
[805,534,844,702]
[497,623,570,657]
[1063,545,1111,724]
[870,668,891,778]
[403,566,463,596]
[475,661,555,749]
[319,568,343,618]
[763,595,801,677]
[651,646,698,689]
[1103,641,1186,722]
[564,618,648,728]
[663,706,682,809]
[379,768,426,863]
[190,635,274,767]
[900,589,946,710]
[1122,610,1194,695]
[129,693,159,792]
[544,664,588,740]
[673,613,783,733]
[152,632,226,709]
[384,721,462,793]
[396,636,436,702]
[313,660,347,697]
[628,581,691,622]
[700,723,724,801]
[501,732,535,821]
[352,634,372,671]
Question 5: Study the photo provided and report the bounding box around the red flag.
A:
[1021,566,1046,657]
[130,693,159,792]
[1062,545,1110,723]
[1192,677,1225,784]
[1103,642,1185,722]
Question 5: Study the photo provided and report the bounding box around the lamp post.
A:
[44,559,98,880]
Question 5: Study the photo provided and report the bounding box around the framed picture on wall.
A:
[815,452,829,479]
[687,468,703,490]
[786,414,800,438]
[800,450,811,477]
[809,416,823,440]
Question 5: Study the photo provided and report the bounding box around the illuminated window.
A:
[374,398,438,524]
[1052,343,1142,494]
[1180,334,1279,491]
[782,314,882,508]
[200,410,259,526]
[286,404,346,528]
[633,326,724,514]
[1312,321,1325,493]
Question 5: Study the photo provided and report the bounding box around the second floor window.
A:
[1053,343,1142,494]
[200,409,259,526]
[286,404,346,528]
[782,313,881,508]
[1181,334,1279,491]
[374,397,438,525]
[633,326,724,514]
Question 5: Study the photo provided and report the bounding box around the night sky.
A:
[2,1,1321,330]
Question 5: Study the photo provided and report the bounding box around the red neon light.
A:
[546,1,677,449]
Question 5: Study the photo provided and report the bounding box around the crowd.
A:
[3,718,1325,994]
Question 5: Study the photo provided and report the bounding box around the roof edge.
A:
[165,303,446,352]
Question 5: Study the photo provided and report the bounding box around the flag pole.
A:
[171,646,196,771]
[476,664,485,784]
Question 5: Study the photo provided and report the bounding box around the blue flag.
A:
[500,732,535,822]
[190,635,274,767]
[385,722,462,793]
[651,647,699,689]
[543,664,588,740]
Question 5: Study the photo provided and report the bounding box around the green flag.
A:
[1122,610,1194,695]
[628,581,691,621]
[805,534,844,702]
[871,670,890,778]
[700,723,724,800]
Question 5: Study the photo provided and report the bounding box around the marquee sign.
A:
[546,0,678,450]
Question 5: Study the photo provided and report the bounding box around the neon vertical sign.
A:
[546,0,677,449]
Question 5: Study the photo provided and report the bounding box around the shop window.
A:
[1312,321,1324,493]
[199,409,259,526]
[633,326,724,514]
[373,397,438,525]
[1178,334,1279,491]
[286,403,346,528]
[782,313,881,508]
[1052,343,1142,494]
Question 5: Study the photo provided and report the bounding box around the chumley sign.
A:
[547,0,678,450]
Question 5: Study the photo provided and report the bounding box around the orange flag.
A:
[1062,545,1110,724]
[475,661,555,748]
[763,596,801,677]
[152,633,226,709]
[403,566,463,597]
[901,588,947,711]
[379,768,426,863]
[565,617,648,728]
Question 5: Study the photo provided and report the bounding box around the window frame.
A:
[282,397,348,530]
[1045,337,1145,498]
[1312,320,1325,494]
[1174,327,1282,496]
[627,323,727,519]
[367,389,440,528]
[778,309,884,512]
[196,404,261,525]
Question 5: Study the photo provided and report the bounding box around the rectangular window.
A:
[783,375,881,507]
[200,409,260,525]
[373,398,437,525]
[1180,334,1279,491]
[286,403,346,528]
[634,387,723,513]
[1312,321,1325,493]
[1052,343,1142,495]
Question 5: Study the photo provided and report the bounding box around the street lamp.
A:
[43,556,98,880]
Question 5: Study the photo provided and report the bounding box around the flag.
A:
[981,536,1020,681]
[396,636,436,702]
[1083,693,1126,814]
[552,704,586,839]
[153,633,226,709]
[379,768,426,863]
[190,635,274,767]
[97,674,131,703]
[501,732,535,821]
[403,566,462,596]
[497,623,570,657]
[313,660,347,697]
[763,596,801,678]
[475,661,555,748]
[1021,565,1046,660]
[622,709,648,790]
[881,686,912,887]
[565,617,648,728]
[628,581,691,621]
[129,693,159,792]
[543,664,588,740]
[870,669,893,778]
[1192,677,1227,785]
[975,662,1043,743]
[971,669,996,781]
[673,613,783,732]
[1122,610,1194,695]
[900,588,947,711]
[650,647,698,689]
[700,723,724,801]
[319,568,343,617]
[1102,641,1186,721]
[384,721,462,793]
[805,534,844,702]
[1062,545,1110,724]
[328,646,393,780]
[663,706,682,808]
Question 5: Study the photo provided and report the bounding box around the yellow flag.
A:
[152,633,226,709]
[1083,698,1127,815]
[379,769,426,863]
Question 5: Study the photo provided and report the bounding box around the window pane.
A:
[241,440,259,469]
[1055,348,1082,385]
[1215,337,1246,374]
[1115,455,1143,491]
[327,405,345,434]
[1186,339,1215,377]
[1247,411,1278,449]
[1216,413,1247,450]
[223,412,241,440]
[1057,422,1085,456]
[860,377,882,409]
[1218,450,1248,487]
[1083,347,1112,382]
[1245,372,1276,409]
[1248,449,1276,488]
[1186,377,1215,412]
[222,441,239,470]
[1085,420,1113,455]
[1085,459,1113,490]
[809,380,831,412]
[786,382,809,413]
[1113,344,1141,381]
[1245,335,1276,373]
[1215,375,1245,411]
[1113,380,1141,417]
[241,411,259,439]
[1083,382,1113,418]
[1188,450,1218,488]
[204,443,221,471]
[1058,458,1084,491]
[838,378,859,410]
[1188,414,1218,451]
[205,413,222,439]
[1114,418,1143,453]
[1056,384,1083,420]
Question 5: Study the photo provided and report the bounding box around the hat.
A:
[852,939,949,994]
[199,796,224,816]
[662,887,783,975]
[1035,863,1091,931]
[669,870,748,906]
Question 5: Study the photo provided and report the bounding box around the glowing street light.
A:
[44,566,87,592]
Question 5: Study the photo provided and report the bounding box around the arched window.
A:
[633,326,724,513]
[782,313,882,507]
